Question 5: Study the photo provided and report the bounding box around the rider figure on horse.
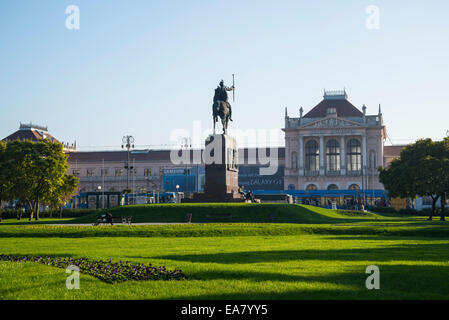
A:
[214,80,234,122]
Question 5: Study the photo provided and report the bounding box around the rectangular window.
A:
[72,169,80,176]
[129,168,137,176]
[144,168,151,177]
[422,196,433,206]
[326,107,337,115]
[115,168,123,177]
[86,168,94,177]
[101,168,109,177]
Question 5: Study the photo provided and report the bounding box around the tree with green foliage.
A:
[0,140,11,222]
[436,137,449,218]
[379,138,448,221]
[46,174,79,218]
[7,139,78,221]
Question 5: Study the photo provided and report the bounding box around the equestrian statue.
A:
[212,76,235,135]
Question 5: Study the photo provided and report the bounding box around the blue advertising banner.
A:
[238,165,284,191]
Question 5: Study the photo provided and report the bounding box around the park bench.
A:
[93,216,132,226]
[205,213,232,221]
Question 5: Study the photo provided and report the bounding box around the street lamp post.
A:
[360,153,365,209]
[97,186,103,209]
[102,158,105,209]
[122,135,134,205]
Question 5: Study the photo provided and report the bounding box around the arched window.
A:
[369,150,376,169]
[305,140,319,171]
[326,139,340,172]
[348,184,360,191]
[347,139,361,172]
[291,152,298,169]
[306,184,317,191]
[327,184,338,190]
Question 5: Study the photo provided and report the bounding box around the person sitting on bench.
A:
[105,211,113,225]
[238,185,246,200]
[245,190,254,203]
[99,211,113,225]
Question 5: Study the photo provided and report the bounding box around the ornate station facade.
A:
[283,90,386,206]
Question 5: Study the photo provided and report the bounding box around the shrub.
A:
[398,208,419,215]
[370,206,397,214]
[0,209,99,220]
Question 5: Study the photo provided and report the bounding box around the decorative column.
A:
[299,135,304,176]
[319,135,324,176]
[362,134,367,191]
[340,136,346,175]
[362,134,367,171]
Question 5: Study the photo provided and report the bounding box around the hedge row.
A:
[371,206,442,216]
[0,209,99,220]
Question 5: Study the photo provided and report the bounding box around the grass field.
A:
[1,204,449,300]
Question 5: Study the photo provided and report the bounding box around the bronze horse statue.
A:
[212,80,234,135]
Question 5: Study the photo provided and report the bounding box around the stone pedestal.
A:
[185,134,242,203]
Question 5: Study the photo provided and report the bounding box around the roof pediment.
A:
[303,97,363,118]
[301,116,364,129]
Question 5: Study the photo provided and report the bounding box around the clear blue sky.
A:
[1,0,448,149]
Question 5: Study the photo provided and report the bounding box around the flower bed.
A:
[0,254,186,283]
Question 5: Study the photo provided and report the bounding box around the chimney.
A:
[362,104,367,123]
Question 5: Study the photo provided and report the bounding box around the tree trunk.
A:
[441,193,447,221]
[28,201,34,221]
[428,196,439,220]
[35,199,39,221]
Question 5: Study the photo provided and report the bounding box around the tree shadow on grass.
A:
[172,264,449,300]
[146,243,449,264]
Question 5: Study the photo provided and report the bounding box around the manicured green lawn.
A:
[1,204,448,300]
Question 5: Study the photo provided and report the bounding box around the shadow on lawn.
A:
[150,243,449,264]
[171,264,449,299]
